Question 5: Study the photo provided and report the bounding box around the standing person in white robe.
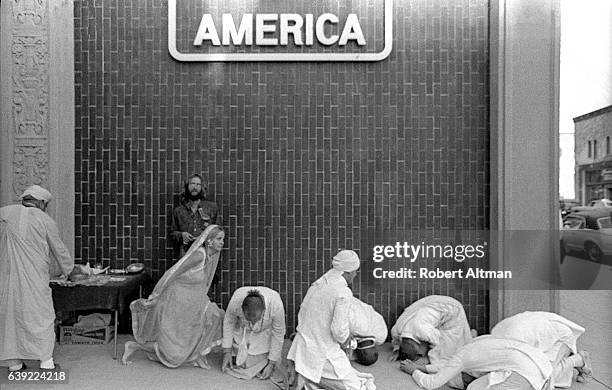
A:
[491,311,592,387]
[401,336,553,390]
[391,295,474,363]
[0,185,74,371]
[221,286,286,380]
[348,296,388,366]
[287,250,375,390]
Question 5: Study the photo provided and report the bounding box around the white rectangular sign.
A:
[168,0,393,62]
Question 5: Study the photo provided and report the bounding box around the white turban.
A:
[19,185,53,202]
[332,250,360,272]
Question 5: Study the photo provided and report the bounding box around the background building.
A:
[574,105,612,204]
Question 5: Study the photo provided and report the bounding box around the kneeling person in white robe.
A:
[222,287,286,380]
[391,295,474,364]
[348,296,388,366]
[491,311,592,387]
[401,336,553,390]
[0,186,74,371]
[287,250,376,390]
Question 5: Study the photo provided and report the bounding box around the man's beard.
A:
[186,190,202,201]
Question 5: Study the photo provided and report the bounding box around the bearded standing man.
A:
[170,174,220,253]
[0,185,74,371]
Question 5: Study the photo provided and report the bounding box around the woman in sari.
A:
[122,224,225,368]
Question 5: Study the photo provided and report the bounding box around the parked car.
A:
[569,198,612,213]
[560,198,581,218]
[589,198,612,207]
[561,209,612,262]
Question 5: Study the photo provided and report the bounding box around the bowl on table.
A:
[125,263,145,274]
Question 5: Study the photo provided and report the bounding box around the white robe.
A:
[349,297,388,345]
[413,336,553,390]
[0,204,73,361]
[491,311,585,388]
[287,269,375,390]
[391,295,473,362]
[222,286,286,362]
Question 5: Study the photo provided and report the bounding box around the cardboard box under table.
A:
[59,324,114,344]
[51,272,150,359]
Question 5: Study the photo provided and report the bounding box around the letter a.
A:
[193,14,221,46]
[339,14,366,45]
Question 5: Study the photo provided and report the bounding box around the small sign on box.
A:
[59,325,114,345]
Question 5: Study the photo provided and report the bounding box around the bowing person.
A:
[401,336,553,390]
[491,311,592,387]
[221,286,286,381]
[348,296,388,366]
[391,295,474,362]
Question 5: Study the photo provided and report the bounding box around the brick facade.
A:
[74,0,490,334]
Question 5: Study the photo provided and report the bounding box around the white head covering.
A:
[332,249,360,272]
[19,185,53,202]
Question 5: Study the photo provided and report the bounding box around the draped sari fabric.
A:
[130,225,224,367]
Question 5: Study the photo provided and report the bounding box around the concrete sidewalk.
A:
[1,335,608,390]
[560,290,612,390]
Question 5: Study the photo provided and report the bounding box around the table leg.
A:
[113,310,118,359]
[139,285,142,299]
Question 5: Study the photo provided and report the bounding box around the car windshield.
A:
[598,217,612,229]
[591,199,612,207]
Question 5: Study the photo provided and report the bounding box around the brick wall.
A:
[574,106,612,165]
[74,0,490,334]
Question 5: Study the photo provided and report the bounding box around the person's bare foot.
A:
[40,358,55,370]
[8,362,25,372]
[577,350,593,377]
[122,341,139,365]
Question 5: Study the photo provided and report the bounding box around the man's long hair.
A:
[180,173,207,204]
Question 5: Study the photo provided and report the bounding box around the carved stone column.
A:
[1,0,75,254]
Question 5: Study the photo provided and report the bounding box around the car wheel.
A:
[584,242,603,263]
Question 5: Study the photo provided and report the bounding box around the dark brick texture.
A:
[74,0,490,335]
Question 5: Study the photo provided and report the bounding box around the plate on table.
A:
[125,263,144,274]
[92,266,109,275]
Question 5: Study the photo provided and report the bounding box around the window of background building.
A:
[588,140,592,157]
[607,136,610,155]
[594,139,598,159]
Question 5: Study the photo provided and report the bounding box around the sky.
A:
[559,0,612,199]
